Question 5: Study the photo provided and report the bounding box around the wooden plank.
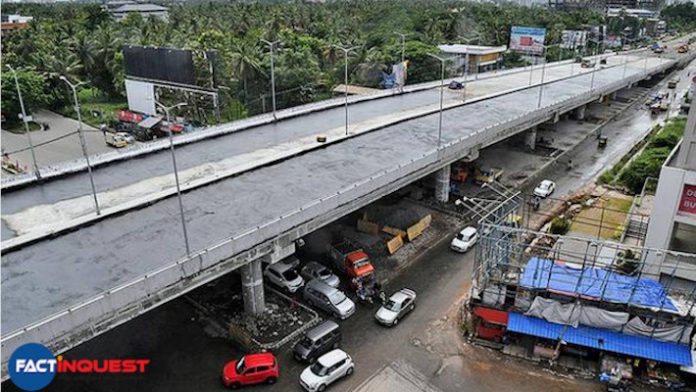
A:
[386,235,404,255]
[357,219,380,235]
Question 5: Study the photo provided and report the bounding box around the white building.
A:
[110,3,169,21]
[644,86,696,291]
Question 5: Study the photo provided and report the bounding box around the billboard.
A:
[561,30,587,49]
[123,46,196,86]
[125,79,156,116]
[510,26,546,54]
[678,184,696,215]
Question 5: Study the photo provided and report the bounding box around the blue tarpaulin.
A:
[520,257,677,311]
[508,313,692,366]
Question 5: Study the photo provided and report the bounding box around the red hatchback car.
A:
[222,352,279,388]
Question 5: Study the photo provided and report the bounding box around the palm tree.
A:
[230,38,264,102]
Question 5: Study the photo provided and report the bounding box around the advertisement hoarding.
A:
[604,34,622,48]
[561,30,587,49]
[678,184,696,215]
[510,26,546,54]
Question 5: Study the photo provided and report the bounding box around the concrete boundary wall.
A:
[0,52,632,191]
[0,55,677,379]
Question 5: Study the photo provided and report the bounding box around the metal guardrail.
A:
[0,55,676,379]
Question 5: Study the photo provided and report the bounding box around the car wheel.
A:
[393,318,398,326]
[230,382,241,389]
[333,311,341,319]
[318,384,327,392]
[346,366,354,376]
[410,304,415,311]
[332,342,339,349]
[266,377,277,385]
[309,356,316,364]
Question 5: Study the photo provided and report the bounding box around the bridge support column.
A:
[574,105,587,121]
[241,259,265,315]
[434,165,451,203]
[525,126,537,150]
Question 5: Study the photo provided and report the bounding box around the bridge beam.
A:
[241,259,265,314]
[525,126,537,150]
[574,104,587,121]
[434,165,451,203]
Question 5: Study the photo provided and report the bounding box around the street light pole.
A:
[155,101,192,257]
[394,32,408,63]
[537,55,548,108]
[458,34,480,101]
[334,45,357,136]
[427,53,449,151]
[60,76,100,216]
[261,39,280,121]
[7,65,40,179]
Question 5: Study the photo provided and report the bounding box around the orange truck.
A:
[327,241,375,288]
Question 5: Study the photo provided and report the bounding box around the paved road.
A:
[0,54,652,228]
[1,235,600,392]
[0,57,672,336]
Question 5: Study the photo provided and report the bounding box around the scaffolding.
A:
[463,191,696,345]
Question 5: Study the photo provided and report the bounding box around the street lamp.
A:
[427,53,450,151]
[536,45,556,108]
[59,75,100,216]
[261,39,280,121]
[155,100,192,257]
[333,44,358,136]
[394,32,409,63]
[458,34,480,101]
[7,65,40,179]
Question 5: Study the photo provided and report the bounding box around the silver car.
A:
[301,262,340,288]
[375,288,417,326]
[304,279,355,320]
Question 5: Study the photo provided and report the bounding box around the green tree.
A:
[1,68,51,128]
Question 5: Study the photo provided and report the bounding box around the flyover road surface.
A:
[0,52,661,241]
[0,54,684,375]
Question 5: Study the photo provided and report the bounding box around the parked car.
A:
[374,288,417,326]
[221,352,279,389]
[533,179,556,198]
[264,262,304,293]
[303,279,355,320]
[450,226,478,253]
[301,261,340,288]
[448,80,463,90]
[293,320,341,363]
[116,132,136,144]
[581,59,596,68]
[299,349,354,392]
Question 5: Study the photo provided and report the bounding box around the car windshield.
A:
[299,337,313,348]
[456,233,472,241]
[310,362,327,377]
[328,290,346,305]
[353,258,369,269]
[282,269,298,281]
[539,182,550,190]
[236,357,245,374]
[384,299,400,312]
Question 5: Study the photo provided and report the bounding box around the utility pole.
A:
[394,32,409,63]
[427,53,449,151]
[333,45,358,136]
[261,39,281,121]
[7,65,40,179]
[458,34,480,101]
[155,101,192,257]
[60,76,100,216]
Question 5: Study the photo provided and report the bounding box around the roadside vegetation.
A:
[1,1,689,127]
[598,117,687,193]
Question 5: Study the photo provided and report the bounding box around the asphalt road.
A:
[2,235,599,392]
[1,57,673,336]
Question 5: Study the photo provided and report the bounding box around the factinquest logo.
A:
[8,343,151,391]
[8,343,56,391]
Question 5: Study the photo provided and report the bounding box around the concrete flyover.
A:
[0,50,687,377]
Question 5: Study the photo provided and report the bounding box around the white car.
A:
[450,226,478,253]
[264,262,305,293]
[299,349,354,392]
[116,132,136,144]
[375,288,416,326]
[533,180,556,198]
[301,261,340,288]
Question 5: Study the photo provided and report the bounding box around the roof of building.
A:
[520,257,678,311]
[438,44,508,55]
[508,312,692,366]
[112,3,169,13]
